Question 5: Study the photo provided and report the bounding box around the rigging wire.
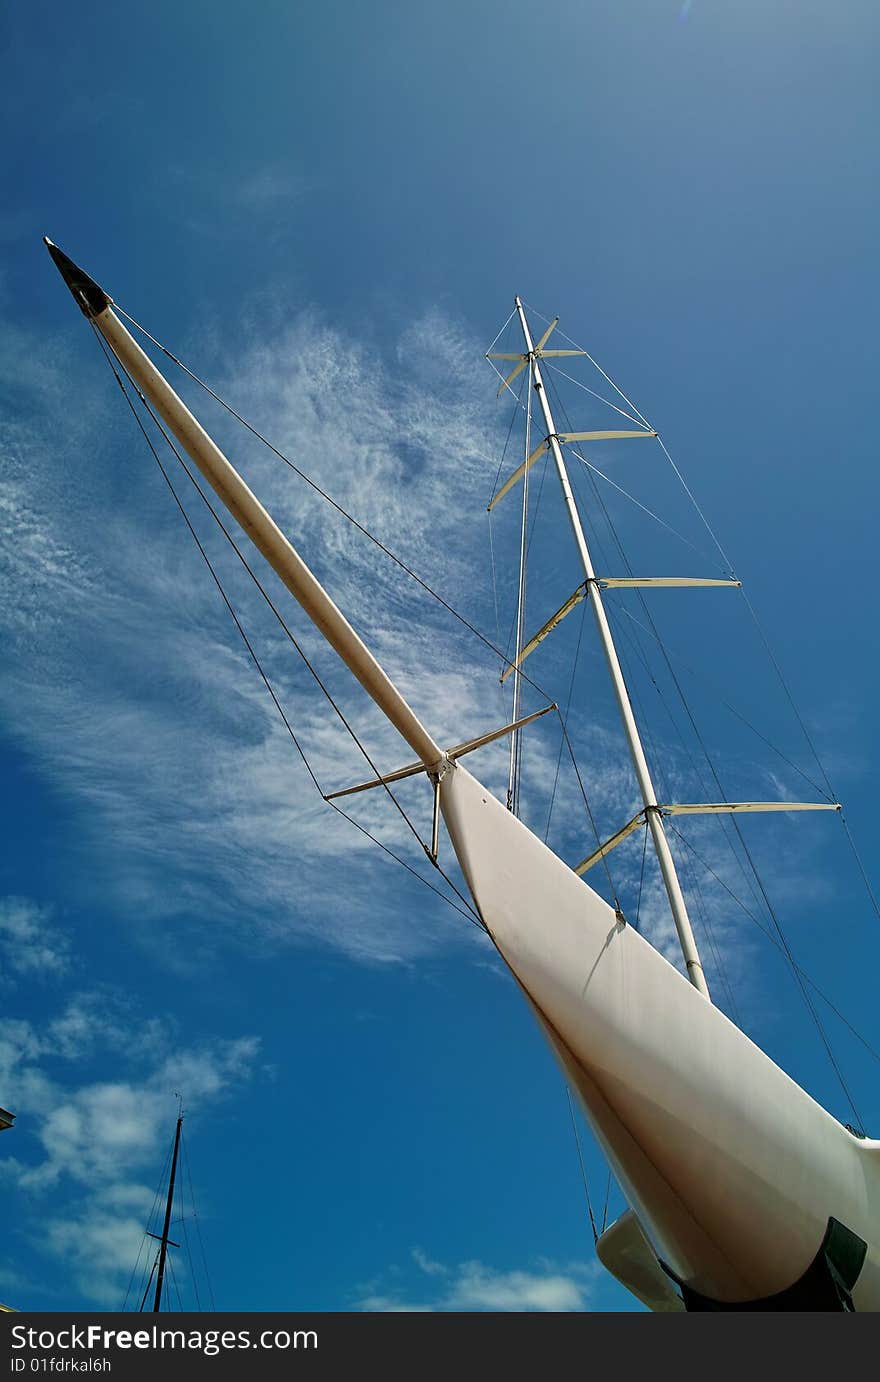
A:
[496,311,738,584]
[88,322,486,935]
[178,1135,203,1312]
[635,824,648,931]
[521,301,655,433]
[166,1251,185,1313]
[680,841,742,1024]
[605,597,769,927]
[564,1084,598,1245]
[655,434,737,578]
[603,597,740,1002]
[486,322,614,872]
[484,323,646,429]
[668,823,880,1070]
[489,337,627,905]
[105,302,876,1108]
[120,1130,174,1311]
[89,298,880,1267]
[112,305,566,733]
[486,516,502,651]
[137,1254,159,1314]
[115,308,535,688]
[498,449,553,674]
[571,410,848,1084]
[542,356,867,1124]
[489,370,530,671]
[528,302,874,930]
[483,327,623,899]
[484,306,518,357]
[600,1169,613,1236]
[182,1129,217,1313]
[839,813,880,924]
[101,308,650,931]
[486,379,525,656]
[508,358,533,815]
[486,369,526,510]
[557,714,624,914]
[550,369,783,910]
[565,440,724,571]
[608,590,825,936]
[543,360,647,428]
[612,604,833,801]
[653,427,880,928]
[544,591,589,846]
[115,302,878,944]
[649,423,879,925]
[180,1211,202,1313]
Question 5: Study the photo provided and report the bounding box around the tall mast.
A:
[153,1114,183,1313]
[513,298,709,998]
[43,239,445,776]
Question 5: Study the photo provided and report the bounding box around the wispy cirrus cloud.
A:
[0,897,71,980]
[0,293,828,987]
[0,302,629,967]
[235,167,307,212]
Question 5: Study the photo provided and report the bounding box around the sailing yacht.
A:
[46,239,879,1312]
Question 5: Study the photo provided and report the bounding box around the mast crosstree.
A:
[488,301,840,995]
[506,299,710,996]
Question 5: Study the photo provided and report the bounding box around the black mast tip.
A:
[44,237,112,319]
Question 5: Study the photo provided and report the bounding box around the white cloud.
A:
[5,1026,259,1191]
[0,897,71,979]
[410,1246,446,1277]
[0,979,259,1304]
[358,1252,599,1313]
[45,1194,154,1307]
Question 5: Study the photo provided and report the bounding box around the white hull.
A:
[441,761,880,1308]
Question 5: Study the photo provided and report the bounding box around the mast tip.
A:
[44,238,112,318]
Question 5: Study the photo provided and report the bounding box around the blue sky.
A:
[2,1,879,1312]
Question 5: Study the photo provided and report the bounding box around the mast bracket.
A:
[324,704,557,801]
[574,799,840,875]
[146,1231,180,1248]
[427,755,453,786]
[500,584,589,684]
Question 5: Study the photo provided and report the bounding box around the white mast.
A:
[43,239,445,775]
[512,297,710,998]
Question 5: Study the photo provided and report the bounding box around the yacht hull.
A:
[440,761,880,1309]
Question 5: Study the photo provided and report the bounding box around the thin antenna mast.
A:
[513,298,709,998]
[507,359,533,814]
[153,1111,183,1312]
